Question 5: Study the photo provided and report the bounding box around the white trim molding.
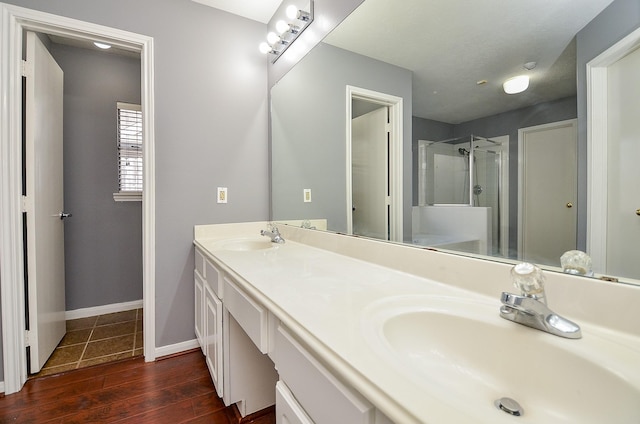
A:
[113,191,143,202]
[155,339,200,359]
[345,85,404,242]
[0,3,156,394]
[65,300,144,320]
[586,25,640,274]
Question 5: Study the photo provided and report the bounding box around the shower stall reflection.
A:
[415,135,507,257]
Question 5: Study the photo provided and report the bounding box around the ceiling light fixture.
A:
[93,42,111,50]
[503,75,529,94]
[259,0,314,63]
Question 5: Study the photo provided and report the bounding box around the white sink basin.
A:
[362,295,640,423]
[214,237,275,252]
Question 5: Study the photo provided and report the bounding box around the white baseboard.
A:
[65,299,143,320]
[155,339,200,359]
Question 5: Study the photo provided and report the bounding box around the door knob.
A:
[636,209,640,216]
[566,202,573,208]
[59,212,72,220]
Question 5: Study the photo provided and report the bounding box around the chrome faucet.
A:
[500,263,581,339]
[260,224,285,244]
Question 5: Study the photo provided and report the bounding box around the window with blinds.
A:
[117,102,143,197]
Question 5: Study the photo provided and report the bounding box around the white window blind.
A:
[117,102,143,194]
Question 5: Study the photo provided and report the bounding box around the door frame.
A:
[0,3,156,394]
[517,119,577,260]
[587,25,640,274]
[345,85,403,242]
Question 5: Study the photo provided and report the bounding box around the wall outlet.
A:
[303,189,312,203]
[217,187,228,204]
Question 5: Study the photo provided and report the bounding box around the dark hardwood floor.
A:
[0,349,275,424]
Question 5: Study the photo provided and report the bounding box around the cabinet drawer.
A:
[195,247,205,277]
[276,381,314,424]
[205,258,223,298]
[275,325,374,424]
[223,276,268,353]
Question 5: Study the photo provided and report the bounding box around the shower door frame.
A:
[417,136,509,256]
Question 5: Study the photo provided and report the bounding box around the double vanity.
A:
[193,221,640,423]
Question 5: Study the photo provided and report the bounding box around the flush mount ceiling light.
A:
[259,0,314,63]
[93,42,111,49]
[503,75,529,94]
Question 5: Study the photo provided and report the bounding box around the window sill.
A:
[113,192,142,202]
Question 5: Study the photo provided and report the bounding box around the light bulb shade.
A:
[259,42,272,54]
[276,20,290,34]
[503,75,529,94]
[267,32,280,44]
[286,5,299,20]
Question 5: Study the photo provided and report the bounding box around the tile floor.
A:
[32,308,143,377]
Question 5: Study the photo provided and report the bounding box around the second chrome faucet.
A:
[260,223,285,244]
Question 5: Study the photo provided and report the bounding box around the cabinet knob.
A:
[636,209,640,216]
[566,202,573,208]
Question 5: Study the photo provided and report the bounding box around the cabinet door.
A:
[205,288,224,398]
[194,270,205,351]
[205,290,222,397]
[276,381,314,424]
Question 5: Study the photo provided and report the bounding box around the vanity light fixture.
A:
[93,41,111,49]
[259,0,314,63]
[503,75,529,94]
[267,32,281,45]
[286,4,311,21]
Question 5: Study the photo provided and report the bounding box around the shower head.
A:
[458,148,470,156]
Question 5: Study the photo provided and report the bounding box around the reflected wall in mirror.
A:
[271,0,640,284]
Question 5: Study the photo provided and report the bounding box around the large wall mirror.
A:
[271,0,640,285]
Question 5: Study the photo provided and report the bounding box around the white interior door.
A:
[605,46,640,280]
[25,31,67,373]
[519,120,577,266]
[351,107,388,240]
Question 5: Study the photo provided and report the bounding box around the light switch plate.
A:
[303,189,312,203]
[217,187,228,204]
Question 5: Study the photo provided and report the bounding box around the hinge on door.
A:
[21,60,32,78]
[25,330,31,347]
[21,195,31,213]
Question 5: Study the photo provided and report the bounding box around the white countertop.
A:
[194,222,640,424]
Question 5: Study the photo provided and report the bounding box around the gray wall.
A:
[2,0,269,371]
[576,0,640,249]
[413,96,577,256]
[271,43,413,238]
[50,43,142,311]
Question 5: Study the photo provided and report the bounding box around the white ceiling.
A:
[324,0,615,124]
[191,0,282,23]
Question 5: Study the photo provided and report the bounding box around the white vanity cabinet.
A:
[194,233,392,423]
[274,325,393,424]
[194,269,205,350]
[194,245,278,417]
[194,247,224,397]
[276,381,314,424]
